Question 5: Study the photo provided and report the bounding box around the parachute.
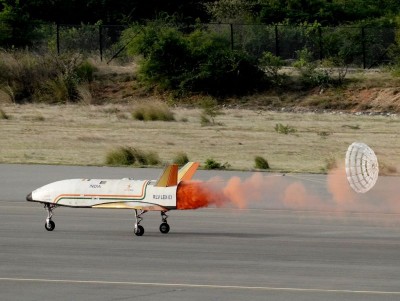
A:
[345,142,379,193]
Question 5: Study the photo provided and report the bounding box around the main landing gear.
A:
[159,211,170,234]
[44,203,57,231]
[133,210,170,236]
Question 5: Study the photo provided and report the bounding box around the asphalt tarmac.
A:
[0,164,400,301]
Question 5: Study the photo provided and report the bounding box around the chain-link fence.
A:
[28,23,398,68]
[30,23,128,62]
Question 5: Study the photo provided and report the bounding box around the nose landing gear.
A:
[134,209,147,236]
[44,203,57,231]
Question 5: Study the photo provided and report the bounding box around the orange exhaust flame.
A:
[176,181,227,210]
[177,174,279,210]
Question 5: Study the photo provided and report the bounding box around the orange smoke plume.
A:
[177,167,400,214]
[176,174,281,210]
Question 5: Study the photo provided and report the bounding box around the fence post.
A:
[361,26,366,69]
[56,23,60,55]
[99,25,103,62]
[275,25,280,57]
[230,23,234,50]
[318,27,323,60]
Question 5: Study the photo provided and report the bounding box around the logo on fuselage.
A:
[153,194,173,200]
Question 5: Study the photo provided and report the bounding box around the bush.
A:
[105,146,160,166]
[75,60,96,83]
[293,48,331,89]
[204,158,222,170]
[259,51,285,85]
[204,158,230,170]
[254,156,269,169]
[132,102,175,121]
[200,97,221,126]
[105,147,136,166]
[274,123,297,135]
[173,152,189,166]
[0,108,9,120]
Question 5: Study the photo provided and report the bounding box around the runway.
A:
[1,164,400,300]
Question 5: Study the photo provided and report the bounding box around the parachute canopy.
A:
[345,142,379,193]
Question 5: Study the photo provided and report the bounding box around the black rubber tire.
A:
[135,225,144,236]
[45,220,55,231]
[159,223,170,234]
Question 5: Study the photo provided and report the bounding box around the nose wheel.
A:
[45,219,55,231]
[44,203,57,231]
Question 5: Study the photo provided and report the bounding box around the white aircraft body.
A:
[26,162,199,236]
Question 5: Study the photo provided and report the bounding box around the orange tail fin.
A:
[178,162,200,182]
[155,164,178,187]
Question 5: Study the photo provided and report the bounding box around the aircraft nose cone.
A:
[26,192,33,202]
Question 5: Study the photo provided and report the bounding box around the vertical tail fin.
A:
[178,162,200,182]
[155,164,178,187]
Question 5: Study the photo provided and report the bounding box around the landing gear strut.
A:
[159,211,170,234]
[44,203,57,231]
[134,209,147,236]
[133,210,170,236]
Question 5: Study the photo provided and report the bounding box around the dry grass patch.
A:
[1,104,400,173]
[132,102,175,121]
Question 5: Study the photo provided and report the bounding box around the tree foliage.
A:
[2,0,400,47]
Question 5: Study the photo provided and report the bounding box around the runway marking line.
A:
[0,278,399,295]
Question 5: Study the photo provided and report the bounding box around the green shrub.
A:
[254,156,269,169]
[0,108,9,120]
[200,97,221,125]
[293,48,331,89]
[173,152,189,166]
[132,102,175,121]
[274,123,297,135]
[105,146,160,166]
[142,151,161,166]
[204,158,230,170]
[106,147,136,166]
[204,158,222,170]
[259,51,285,85]
[75,60,96,83]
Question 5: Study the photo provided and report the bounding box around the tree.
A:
[0,0,32,47]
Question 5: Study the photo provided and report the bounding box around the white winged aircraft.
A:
[26,162,199,236]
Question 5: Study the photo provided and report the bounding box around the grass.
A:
[132,102,175,121]
[275,123,297,134]
[173,152,189,166]
[1,104,400,173]
[105,146,160,166]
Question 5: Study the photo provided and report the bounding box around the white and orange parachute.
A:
[345,142,379,193]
